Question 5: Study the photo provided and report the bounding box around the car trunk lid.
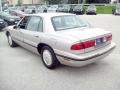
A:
[57,27,111,53]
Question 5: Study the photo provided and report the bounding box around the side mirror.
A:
[13,25,18,29]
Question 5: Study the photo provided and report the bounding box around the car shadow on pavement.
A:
[53,59,111,76]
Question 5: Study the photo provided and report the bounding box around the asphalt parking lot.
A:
[0,14,120,90]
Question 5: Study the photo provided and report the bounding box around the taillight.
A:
[83,40,95,48]
[71,43,84,50]
[71,35,112,50]
[106,34,112,41]
[71,40,95,50]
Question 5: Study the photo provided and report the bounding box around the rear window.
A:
[52,15,88,31]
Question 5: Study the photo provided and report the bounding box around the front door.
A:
[21,16,43,54]
[11,16,30,46]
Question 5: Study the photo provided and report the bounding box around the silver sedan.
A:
[5,13,116,69]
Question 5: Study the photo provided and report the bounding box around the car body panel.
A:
[56,42,115,67]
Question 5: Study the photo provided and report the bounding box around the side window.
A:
[26,16,43,32]
[18,16,30,29]
[38,18,43,32]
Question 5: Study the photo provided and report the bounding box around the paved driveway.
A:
[0,14,120,90]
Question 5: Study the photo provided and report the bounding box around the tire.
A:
[7,34,18,47]
[94,13,97,15]
[41,46,59,69]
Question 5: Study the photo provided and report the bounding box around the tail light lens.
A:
[71,40,94,50]
[71,34,112,50]
[106,34,112,41]
[83,40,95,48]
[71,43,84,50]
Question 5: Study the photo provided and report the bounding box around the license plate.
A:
[95,37,107,46]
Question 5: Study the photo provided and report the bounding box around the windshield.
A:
[88,5,96,10]
[52,15,88,31]
[74,5,82,10]
[63,5,70,9]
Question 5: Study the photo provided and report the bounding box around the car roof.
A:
[27,13,75,18]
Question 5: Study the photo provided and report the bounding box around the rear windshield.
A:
[52,15,87,31]
[88,5,96,10]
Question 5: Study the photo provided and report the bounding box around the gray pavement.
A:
[0,14,120,90]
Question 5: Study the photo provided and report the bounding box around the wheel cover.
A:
[43,50,52,66]
[8,35,12,46]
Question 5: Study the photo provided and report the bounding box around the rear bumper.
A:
[56,42,116,67]
[114,13,120,15]
[86,12,96,15]
[73,11,84,15]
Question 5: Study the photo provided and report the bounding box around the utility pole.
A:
[0,0,2,12]
[32,0,33,4]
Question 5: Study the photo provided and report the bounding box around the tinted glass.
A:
[88,5,96,10]
[74,5,82,10]
[38,18,43,32]
[26,16,42,32]
[18,16,30,29]
[52,15,87,31]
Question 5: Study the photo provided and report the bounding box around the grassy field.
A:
[83,5,115,14]
[96,6,115,14]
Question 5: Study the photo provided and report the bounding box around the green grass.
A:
[96,6,115,14]
[83,5,115,14]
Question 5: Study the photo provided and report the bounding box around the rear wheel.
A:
[7,34,18,47]
[41,46,59,69]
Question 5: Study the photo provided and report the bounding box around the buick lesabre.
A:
[5,13,116,69]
